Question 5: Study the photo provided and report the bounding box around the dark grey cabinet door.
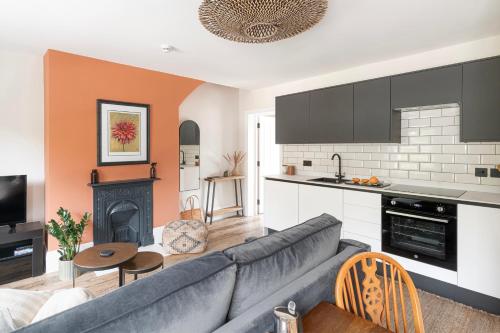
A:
[309,85,354,143]
[391,65,462,109]
[462,57,500,142]
[275,93,310,144]
[354,78,400,143]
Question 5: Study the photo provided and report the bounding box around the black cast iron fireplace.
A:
[90,178,156,246]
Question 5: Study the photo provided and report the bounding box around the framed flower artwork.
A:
[97,100,150,166]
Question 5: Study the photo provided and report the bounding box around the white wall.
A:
[0,49,44,222]
[239,34,500,113]
[179,83,240,219]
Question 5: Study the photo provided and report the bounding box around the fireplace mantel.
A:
[88,177,161,188]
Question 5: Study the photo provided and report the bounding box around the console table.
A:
[0,222,46,284]
[204,176,245,224]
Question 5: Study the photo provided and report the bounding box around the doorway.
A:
[248,112,281,215]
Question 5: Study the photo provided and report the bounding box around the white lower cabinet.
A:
[457,204,500,299]
[263,180,298,231]
[342,190,382,249]
[298,184,343,222]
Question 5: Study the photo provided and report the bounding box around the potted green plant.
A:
[46,207,91,281]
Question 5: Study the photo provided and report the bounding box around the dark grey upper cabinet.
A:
[354,78,400,143]
[391,65,462,109]
[462,57,500,142]
[309,85,354,143]
[275,92,310,144]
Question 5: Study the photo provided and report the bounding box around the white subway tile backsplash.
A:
[399,145,419,153]
[442,107,459,117]
[381,161,399,170]
[381,145,398,153]
[442,164,467,174]
[442,144,467,154]
[420,127,442,136]
[455,155,480,164]
[282,107,499,188]
[409,136,431,145]
[364,160,381,168]
[401,111,420,119]
[431,117,455,127]
[409,171,431,181]
[390,170,409,179]
[420,163,442,172]
[431,136,455,144]
[442,126,459,136]
[420,145,442,154]
[431,154,455,163]
[420,109,441,118]
[399,162,419,170]
[410,154,430,162]
[409,118,431,128]
[390,154,408,161]
[455,173,481,184]
[468,145,496,154]
[481,155,500,165]
[431,173,455,183]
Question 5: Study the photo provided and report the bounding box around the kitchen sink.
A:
[308,177,346,184]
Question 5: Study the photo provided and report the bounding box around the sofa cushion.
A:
[0,308,16,333]
[223,213,342,319]
[17,252,236,333]
[32,288,94,323]
[215,244,366,333]
[0,289,52,328]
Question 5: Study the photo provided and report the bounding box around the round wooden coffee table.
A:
[119,251,164,285]
[73,242,138,287]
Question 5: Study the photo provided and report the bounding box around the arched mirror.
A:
[179,120,200,192]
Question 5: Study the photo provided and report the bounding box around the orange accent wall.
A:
[44,50,202,250]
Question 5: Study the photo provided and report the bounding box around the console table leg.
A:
[234,179,239,216]
[210,183,216,224]
[239,179,244,216]
[204,182,211,223]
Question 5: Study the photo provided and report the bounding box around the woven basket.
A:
[163,196,208,254]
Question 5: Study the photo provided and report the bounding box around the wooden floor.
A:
[2,215,264,297]
[2,215,499,332]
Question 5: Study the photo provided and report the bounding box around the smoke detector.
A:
[161,44,174,53]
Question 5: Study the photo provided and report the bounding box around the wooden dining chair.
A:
[334,252,425,333]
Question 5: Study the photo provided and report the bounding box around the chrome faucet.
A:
[331,153,345,183]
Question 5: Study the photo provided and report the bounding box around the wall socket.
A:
[303,160,312,167]
[490,168,500,178]
[475,168,488,177]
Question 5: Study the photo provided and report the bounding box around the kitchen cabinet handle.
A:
[385,210,449,224]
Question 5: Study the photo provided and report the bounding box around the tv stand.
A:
[0,222,46,284]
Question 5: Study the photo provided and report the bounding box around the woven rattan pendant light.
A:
[199,0,328,43]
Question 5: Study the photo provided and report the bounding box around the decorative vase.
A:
[231,166,240,176]
[58,259,74,281]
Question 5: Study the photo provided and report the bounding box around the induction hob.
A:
[387,184,466,198]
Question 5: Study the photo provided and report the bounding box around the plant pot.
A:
[58,259,74,281]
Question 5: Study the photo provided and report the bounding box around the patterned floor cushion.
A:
[163,219,208,254]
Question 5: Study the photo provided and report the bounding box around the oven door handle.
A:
[385,210,449,224]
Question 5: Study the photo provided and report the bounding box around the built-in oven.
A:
[382,195,457,271]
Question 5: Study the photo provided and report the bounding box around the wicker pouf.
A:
[162,220,208,254]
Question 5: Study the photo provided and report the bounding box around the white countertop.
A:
[265,174,500,208]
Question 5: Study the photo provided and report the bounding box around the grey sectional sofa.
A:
[17,214,369,333]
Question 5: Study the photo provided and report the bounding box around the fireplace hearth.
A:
[90,178,158,246]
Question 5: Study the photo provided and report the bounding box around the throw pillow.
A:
[0,289,52,327]
[32,288,94,323]
[0,307,16,332]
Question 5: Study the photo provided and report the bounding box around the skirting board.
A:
[46,226,166,274]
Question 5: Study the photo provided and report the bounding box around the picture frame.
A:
[97,99,150,166]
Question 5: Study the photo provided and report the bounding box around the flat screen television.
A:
[0,175,27,229]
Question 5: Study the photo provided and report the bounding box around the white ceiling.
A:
[1,0,500,89]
